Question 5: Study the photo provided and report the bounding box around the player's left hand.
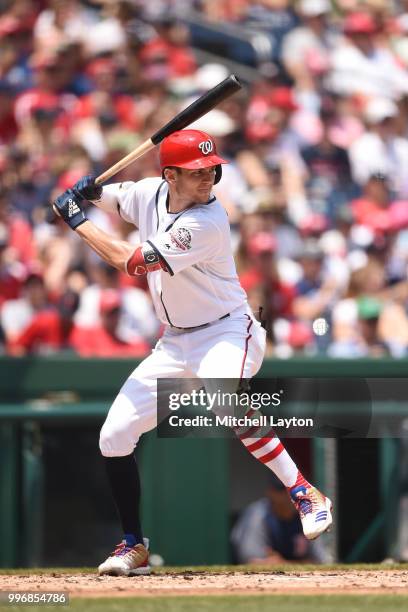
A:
[53,189,88,230]
[72,175,102,201]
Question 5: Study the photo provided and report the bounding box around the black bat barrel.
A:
[151,75,242,145]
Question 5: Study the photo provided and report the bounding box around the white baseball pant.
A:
[99,303,266,457]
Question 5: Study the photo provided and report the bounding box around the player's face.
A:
[175,167,216,204]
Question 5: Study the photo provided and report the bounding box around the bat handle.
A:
[95,139,155,185]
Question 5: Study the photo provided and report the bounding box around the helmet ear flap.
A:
[214,165,222,185]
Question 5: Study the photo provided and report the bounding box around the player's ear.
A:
[163,167,178,184]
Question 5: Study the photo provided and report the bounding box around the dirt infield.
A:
[2,570,408,597]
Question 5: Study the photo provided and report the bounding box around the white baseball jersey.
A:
[103,177,247,328]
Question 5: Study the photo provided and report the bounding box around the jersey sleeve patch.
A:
[169,227,192,251]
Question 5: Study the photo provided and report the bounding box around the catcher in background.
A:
[53,129,332,576]
[231,474,330,565]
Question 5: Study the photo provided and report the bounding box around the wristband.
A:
[126,244,167,275]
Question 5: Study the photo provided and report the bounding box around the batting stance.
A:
[53,129,332,576]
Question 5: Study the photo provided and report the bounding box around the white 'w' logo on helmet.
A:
[198,140,214,155]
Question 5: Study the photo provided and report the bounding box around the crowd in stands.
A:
[0,0,407,358]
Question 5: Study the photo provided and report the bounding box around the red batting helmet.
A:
[159,129,228,184]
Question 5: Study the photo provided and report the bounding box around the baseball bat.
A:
[95,74,242,185]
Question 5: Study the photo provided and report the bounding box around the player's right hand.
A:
[72,175,102,201]
[53,189,88,230]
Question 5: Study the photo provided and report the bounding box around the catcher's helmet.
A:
[159,129,228,185]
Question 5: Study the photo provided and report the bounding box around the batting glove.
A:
[72,175,102,201]
[53,190,88,230]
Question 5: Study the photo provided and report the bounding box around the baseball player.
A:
[53,129,332,576]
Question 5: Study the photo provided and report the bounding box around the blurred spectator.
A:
[264,86,304,159]
[0,81,18,144]
[33,0,96,51]
[7,145,55,223]
[0,224,22,307]
[329,258,408,357]
[74,262,159,345]
[356,295,390,357]
[0,183,37,264]
[351,172,408,235]
[72,289,150,357]
[247,85,300,146]
[240,0,298,60]
[138,15,197,81]
[7,289,80,356]
[390,3,408,68]
[1,272,47,343]
[199,0,249,22]
[0,11,34,91]
[71,56,141,161]
[328,11,408,99]
[282,0,335,92]
[231,473,327,564]
[293,240,339,322]
[0,186,38,308]
[239,231,295,335]
[329,295,389,357]
[300,97,356,221]
[349,98,408,198]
